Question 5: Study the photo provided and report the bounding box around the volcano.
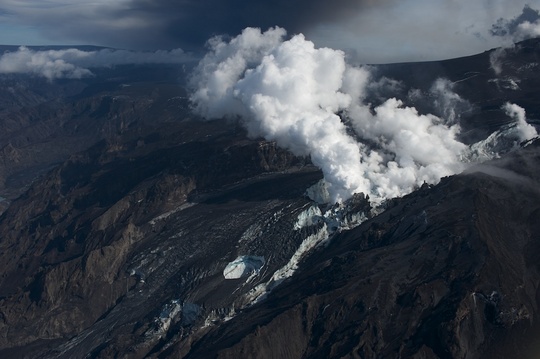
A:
[0,39,539,359]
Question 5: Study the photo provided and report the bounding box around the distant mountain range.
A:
[0,39,538,358]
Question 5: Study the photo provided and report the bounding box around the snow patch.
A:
[488,78,521,90]
[146,299,182,338]
[203,307,237,328]
[464,103,537,162]
[465,125,523,161]
[322,203,368,233]
[294,205,323,230]
[297,192,370,233]
[270,224,329,281]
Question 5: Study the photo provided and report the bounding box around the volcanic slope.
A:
[0,60,191,207]
[0,40,538,358]
[182,140,540,359]
[0,115,344,358]
[374,38,540,144]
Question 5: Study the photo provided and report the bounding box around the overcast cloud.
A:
[0,0,539,63]
[0,46,193,80]
[491,4,540,41]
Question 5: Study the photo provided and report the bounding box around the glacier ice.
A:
[223,256,265,279]
[294,205,323,230]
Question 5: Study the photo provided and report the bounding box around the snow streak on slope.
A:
[190,27,538,204]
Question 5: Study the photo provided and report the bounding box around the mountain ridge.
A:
[0,40,538,358]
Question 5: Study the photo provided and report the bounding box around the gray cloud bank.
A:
[0,0,388,52]
[2,1,540,63]
[0,46,193,80]
[491,5,540,41]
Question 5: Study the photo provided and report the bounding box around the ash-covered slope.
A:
[183,140,540,359]
[0,39,538,359]
[0,61,190,206]
[0,116,341,358]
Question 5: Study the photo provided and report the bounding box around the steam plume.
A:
[489,5,540,75]
[503,102,538,141]
[189,27,528,204]
[191,28,370,202]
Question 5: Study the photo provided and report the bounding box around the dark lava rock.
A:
[0,116,320,358]
[1,133,538,359]
[0,42,539,359]
[181,141,540,359]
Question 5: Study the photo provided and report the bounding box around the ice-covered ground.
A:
[465,121,538,162]
[146,299,200,338]
[223,256,265,279]
[243,196,368,306]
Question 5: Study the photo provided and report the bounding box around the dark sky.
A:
[144,0,385,49]
[37,0,388,51]
[0,0,539,63]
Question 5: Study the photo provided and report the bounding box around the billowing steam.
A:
[190,27,536,204]
[191,27,370,202]
[0,46,193,80]
[503,102,538,141]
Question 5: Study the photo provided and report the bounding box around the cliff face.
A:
[0,43,539,359]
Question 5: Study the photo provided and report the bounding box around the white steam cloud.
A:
[489,47,507,76]
[189,27,532,204]
[503,102,538,141]
[191,27,369,202]
[514,19,540,40]
[430,78,472,124]
[0,46,193,80]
